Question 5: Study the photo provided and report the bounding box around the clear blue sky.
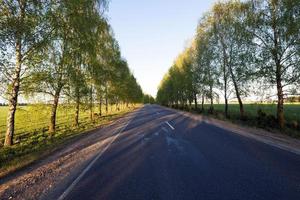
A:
[107,0,217,97]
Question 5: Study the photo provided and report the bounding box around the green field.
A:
[0,104,136,144]
[201,103,300,122]
[0,104,139,176]
[1,103,299,143]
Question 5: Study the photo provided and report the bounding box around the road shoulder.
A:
[0,108,141,200]
[161,106,300,156]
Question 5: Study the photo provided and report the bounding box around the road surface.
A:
[46,105,300,200]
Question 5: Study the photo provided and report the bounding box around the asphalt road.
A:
[52,105,300,200]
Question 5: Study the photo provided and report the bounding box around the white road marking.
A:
[165,121,175,130]
[58,111,138,200]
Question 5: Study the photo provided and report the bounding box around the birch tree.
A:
[212,1,255,119]
[0,0,54,146]
[247,0,300,127]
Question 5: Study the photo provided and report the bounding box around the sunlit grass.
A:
[202,103,300,122]
[0,104,137,143]
[0,103,140,177]
[189,103,300,138]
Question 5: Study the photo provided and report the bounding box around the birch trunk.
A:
[228,64,244,119]
[209,85,214,113]
[4,46,22,146]
[74,89,80,127]
[271,3,284,128]
[201,95,205,112]
[99,97,102,116]
[194,92,198,110]
[4,1,25,146]
[89,85,94,122]
[49,90,60,134]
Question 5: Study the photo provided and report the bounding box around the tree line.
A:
[157,0,300,128]
[0,0,144,146]
[143,94,155,104]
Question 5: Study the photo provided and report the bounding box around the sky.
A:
[107,0,217,97]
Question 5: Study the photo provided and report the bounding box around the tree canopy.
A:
[0,0,143,146]
[157,0,300,128]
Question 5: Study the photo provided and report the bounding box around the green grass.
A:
[175,103,300,137]
[0,104,140,177]
[201,103,300,122]
[0,104,135,143]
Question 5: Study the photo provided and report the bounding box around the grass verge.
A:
[0,106,139,178]
[171,104,300,138]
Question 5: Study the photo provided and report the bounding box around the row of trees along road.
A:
[157,0,300,128]
[0,0,144,146]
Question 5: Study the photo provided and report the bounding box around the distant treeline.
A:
[0,103,28,107]
[143,94,156,104]
[285,97,300,103]
[157,0,300,129]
